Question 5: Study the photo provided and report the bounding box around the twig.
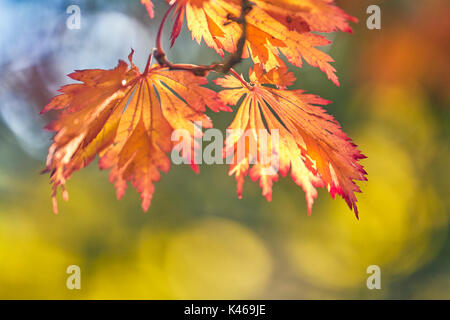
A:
[220,0,252,74]
[154,0,253,80]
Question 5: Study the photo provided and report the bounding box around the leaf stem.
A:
[143,52,153,75]
[230,68,253,90]
[155,2,176,61]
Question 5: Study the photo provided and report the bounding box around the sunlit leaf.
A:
[156,0,356,85]
[42,51,229,213]
[216,64,366,216]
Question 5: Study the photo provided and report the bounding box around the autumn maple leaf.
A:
[149,0,357,85]
[216,64,367,217]
[42,51,229,213]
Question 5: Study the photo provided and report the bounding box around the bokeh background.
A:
[0,0,448,299]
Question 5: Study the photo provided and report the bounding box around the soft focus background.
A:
[0,0,448,299]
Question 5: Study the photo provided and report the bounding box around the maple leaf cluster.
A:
[42,0,367,217]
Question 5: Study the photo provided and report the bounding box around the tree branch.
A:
[154,0,253,78]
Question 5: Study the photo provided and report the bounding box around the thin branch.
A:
[220,0,252,74]
[154,2,176,65]
[154,0,253,77]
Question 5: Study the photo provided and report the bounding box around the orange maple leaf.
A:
[256,0,356,33]
[151,0,356,85]
[216,64,367,217]
[42,51,229,213]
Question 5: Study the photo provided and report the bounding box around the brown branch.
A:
[154,0,253,78]
[220,0,252,74]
